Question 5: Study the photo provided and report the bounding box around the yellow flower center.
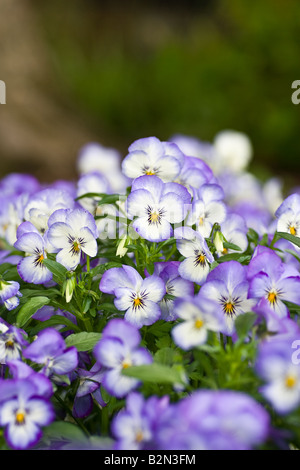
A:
[268,291,277,304]
[15,411,26,424]
[285,375,297,388]
[122,360,131,369]
[149,212,160,223]
[194,319,204,329]
[145,170,156,176]
[289,226,297,236]
[136,430,144,442]
[72,241,81,253]
[196,254,206,266]
[133,297,142,307]
[224,302,235,315]
[222,248,228,255]
[199,217,204,226]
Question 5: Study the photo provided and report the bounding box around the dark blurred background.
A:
[0,0,299,187]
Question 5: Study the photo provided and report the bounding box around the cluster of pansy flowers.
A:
[0,131,300,450]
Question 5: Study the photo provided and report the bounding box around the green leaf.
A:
[122,363,185,385]
[28,315,81,335]
[223,241,242,251]
[42,421,87,443]
[43,259,68,282]
[16,296,51,328]
[274,231,300,248]
[217,253,251,264]
[235,312,257,339]
[65,332,101,351]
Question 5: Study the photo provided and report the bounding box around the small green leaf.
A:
[43,259,68,282]
[16,296,50,328]
[275,231,300,248]
[28,315,81,335]
[235,312,257,339]
[122,363,185,385]
[65,332,102,351]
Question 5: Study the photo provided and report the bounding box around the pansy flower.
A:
[0,279,22,311]
[200,261,256,336]
[146,262,194,321]
[122,136,185,182]
[14,222,56,284]
[93,319,152,398]
[47,208,98,271]
[126,175,191,243]
[100,265,166,328]
[247,247,300,318]
[0,378,55,450]
[187,183,227,237]
[0,326,28,365]
[171,294,225,350]
[275,193,300,248]
[174,227,214,285]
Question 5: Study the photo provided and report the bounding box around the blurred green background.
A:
[0,0,299,186]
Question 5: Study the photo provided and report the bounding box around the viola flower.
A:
[213,130,253,174]
[73,363,107,419]
[275,193,300,246]
[14,223,56,284]
[216,213,248,256]
[6,359,53,399]
[126,175,191,243]
[0,326,28,365]
[171,294,225,350]
[175,155,217,192]
[77,142,130,193]
[111,391,170,450]
[256,337,300,414]
[159,389,270,450]
[200,261,256,336]
[0,279,22,311]
[23,188,75,235]
[174,227,214,285]
[100,265,166,327]
[76,171,111,214]
[93,319,153,398]
[146,262,194,321]
[247,247,300,318]
[187,183,227,237]
[47,208,98,271]
[22,328,78,380]
[0,378,55,450]
[122,136,185,182]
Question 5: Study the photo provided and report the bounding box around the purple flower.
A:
[22,328,78,379]
[76,171,111,215]
[93,319,152,398]
[73,363,106,418]
[126,175,191,243]
[217,213,248,256]
[158,389,270,450]
[247,247,300,318]
[171,294,225,350]
[0,378,55,450]
[100,265,166,327]
[200,261,256,336]
[111,391,170,450]
[275,193,300,244]
[0,326,28,364]
[174,226,214,284]
[146,262,194,321]
[14,224,55,284]
[255,337,300,414]
[0,279,22,311]
[175,156,217,191]
[187,183,227,237]
[77,142,130,193]
[122,136,185,182]
[23,188,75,235]
[47,208,98,271]
[6,359,53,399]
